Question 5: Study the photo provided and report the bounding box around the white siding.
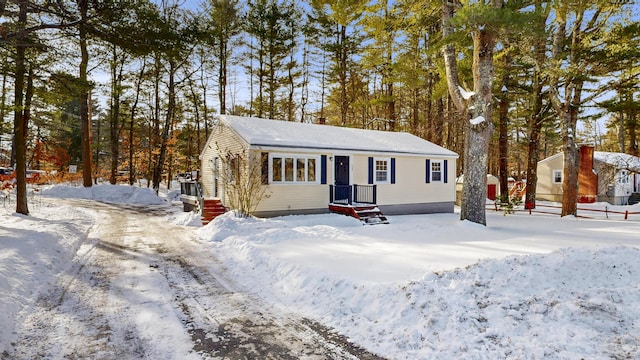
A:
[200,123,247,199]
[536,155,564,202]
[256,150,331,212]
[352,155,456,205]
[199,119,458,215]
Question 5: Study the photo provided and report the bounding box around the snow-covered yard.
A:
[2,184,639,359]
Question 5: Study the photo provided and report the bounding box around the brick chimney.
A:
[578,145,597,203]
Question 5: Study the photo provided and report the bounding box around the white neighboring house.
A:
[595,152,640,205]
[536,146,640,205]
[199,115,459,218]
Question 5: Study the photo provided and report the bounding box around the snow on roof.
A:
[594,151,640,172]
[539,150,640,172]
[221,115,458,157]
[455,174,499,184]
[537,151,563,165]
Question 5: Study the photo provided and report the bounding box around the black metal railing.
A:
[329,184,376,205]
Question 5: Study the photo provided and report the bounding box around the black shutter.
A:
[444,159,448,183]
[368,157,374,184]
[425,159,431,183]
[321,155,327,184]
[391,158,396,184]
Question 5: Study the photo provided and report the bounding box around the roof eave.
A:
[248,143,459,158]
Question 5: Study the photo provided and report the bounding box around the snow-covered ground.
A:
[2,183,640,359]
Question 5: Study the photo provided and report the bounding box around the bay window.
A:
[271,154,319,183]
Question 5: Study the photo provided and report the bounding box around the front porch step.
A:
[628,193,640,206]
[329,204,389,225]
[202,199,226,225]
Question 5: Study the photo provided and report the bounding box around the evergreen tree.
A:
[595,22,640,155]
[361,1,400,130]
[310,0,367,126]
[442,0,502,226]
[244,0,298,119]
[204,0,241,115]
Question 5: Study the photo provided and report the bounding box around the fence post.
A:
[625,210,628,220]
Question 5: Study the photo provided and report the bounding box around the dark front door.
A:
[334,156,349,185]
[334,156,350,202]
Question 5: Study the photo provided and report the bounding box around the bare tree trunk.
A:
[561,112,579,215]
[626,91,638,156]
[524,6,549,210]
[434,98,444,145]
[385,32,395,131]
[248,39,254,117]
[619,111,626,153]
[150,54,161,186]
[152,60,176,193]
[79,0,92,187]
[300,42,309,122]
[412,85,420,135]
[287,50,295,121]
[13,0,29,215]
[548,7,582,217]
[498,58,510,200]
[319,45,327,121]
[442,2,497,225]
[0,58,6,163]
[199,64,207,148]
[551,82,582,217]
[109,46,125,184]
[424,70,434,140]
[339,25,348,126]
[128,60,145,185]
[218,40,227,115]
[525,111,543,209]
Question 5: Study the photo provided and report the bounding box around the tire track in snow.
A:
[11,201,194,359]
[10,199,385,359]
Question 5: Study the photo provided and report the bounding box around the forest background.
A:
[0,0,638,220]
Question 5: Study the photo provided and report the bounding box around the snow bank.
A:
[1,184,174,354]
[200,212,640,359]
[40,183,166,205]
[4,183,640,358]
[0,204,96,354]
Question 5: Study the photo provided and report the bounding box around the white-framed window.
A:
[374,158,390,183]
[431,161,442,182]
[552,170,562,183]
[271,154,319,184]
[618,170,630,184]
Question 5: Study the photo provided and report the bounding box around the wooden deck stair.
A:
[201,199,226,225]
[329,204,389,225]
[628,193,640,206]
[509,181,527,201]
